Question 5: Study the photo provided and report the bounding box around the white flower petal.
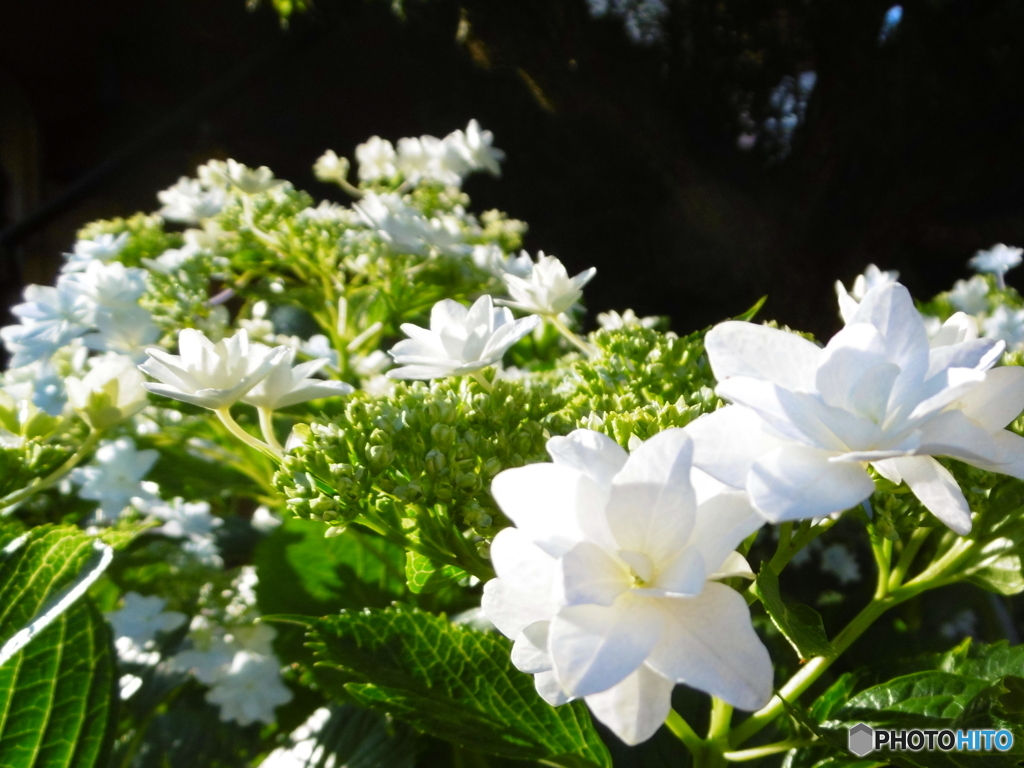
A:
[704,321,821,391]
[687,490,765,578]
[534,670,572,706]
[546,429,628,489]
[889,455,971,535]
[549,595,664,698]
[481,578,555,639]
[686,406,787,488]
[583,664,674,746]
[557,541,631,607]
[511,621,552,674]
[645,582,773,711]
[916,409,1001,464]
[747,444,875,522]
[956,366,1024,432]
[489,528,558,604]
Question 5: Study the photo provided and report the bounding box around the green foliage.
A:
[555,326,722,447]
[293,704,420,768]
[756,565,833,661]
[274,378,569,581]
[0,440,73,500]
[0,600,115,768]
[304,606,612,768]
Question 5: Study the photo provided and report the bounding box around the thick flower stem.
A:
[869,531,893,599]
[547,315,597,358]
[722,740,818,761]
[888,527,933,591]
[215,408,281,460]
[0,428,103,513]
[257,407,284,453]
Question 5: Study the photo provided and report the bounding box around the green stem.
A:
[548,315,597,357]
[723,740,816,761]
[888,527,933,591]
[665,709,705,757]
[0,428,103,513]
[731,537,979,748]
[469,369,494,393]
[870,531,893,599]
[257,407,284,453]
[215,408,281,460]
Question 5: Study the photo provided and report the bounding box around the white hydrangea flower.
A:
[596,309,660,331]
[983,305,1024,351]
[948,275,990,315]
[139,328,286,410]
[61,233,130,273]
[687,283,1024,535]
[205,650,293,726]
[150,497,222,538]
[106,592,186,665]
[446,119,505,177]
[835,264,899,323]
[499,252,597,317]
[969,243,1022,287]
[241,345,354,410]
[396,135,463,186]
[355,136,397,181]
[483,429,771,745]
[157,177,226,223]
[259,707,331,768]
[71,437,160,521]
[61,260,149,325]
[472,244,533,278]
[387,296,540,381]
[296,200,358,224]
[65,354,149,429]
[312,150,350,185]
[819,544,861,584]
[225,159,282,195]
[82,310,162,361]
[1,283,92,367]
[251,506,282,533]
[354,192,470,257]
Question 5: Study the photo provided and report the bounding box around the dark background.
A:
[2,0,1024,341]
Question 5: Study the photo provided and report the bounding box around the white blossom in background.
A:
[447,119,505,177]
[1,283,92,367]
[196,159,231,188]
[819,544,861,585]
[587,0,669,45]
[969,243,1022,288]
[687,283,1024,535]
[499,252,597,317]
[472,244,533,278]
[354,192,470,257]
[251,506,282,533]
[312,150,350,185]
[225,159,282,195]
[949,275,990,315]
[355,136,397,181]
[259,708,332,768]
[65,354,149,429]
[940,609,978,641]
[387,296,540,381]
[139,328,286,410]
[835,264,899,323]
[149,497,223,566]
[242,345,353,410]
[983,305,1024,351]
[596,309,660,331]
[483,429,771,745]
[71,437,160,521]
[106,591,187,665]
[205,651,294,726]
[296,200,358,225]
[396,135,462,186]
[157,177,226,224]
[83,312,162,361]
[61,233,130,273]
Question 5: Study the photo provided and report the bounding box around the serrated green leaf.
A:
[0,599,116,768]
[756,566,833,661]
[308,606,611,768]
[828,671,991,727]
[404,551,465,594]
[810,673,861,724]
[950,640,1024,681]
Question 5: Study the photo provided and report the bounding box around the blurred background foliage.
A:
[2,0,1024,344]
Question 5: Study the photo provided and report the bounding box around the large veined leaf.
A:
[303,606,612,768]
[0,599,116,768]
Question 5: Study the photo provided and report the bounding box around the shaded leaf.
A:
[404,551,464,594]
[756,566,833,661]
[308,605,611,768]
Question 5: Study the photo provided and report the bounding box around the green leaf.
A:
[828,671,992,727]
[404,551,465,594]
[734,295,768,321]
[308,606,612,768]
[966,552,1024,595]
[0,599,116,768]
[810,673,861,724]
[946,639,1024,680]
[255,517,405,617]
[756,566,833,661]
[306,704,420,768]
[0,524,113,666]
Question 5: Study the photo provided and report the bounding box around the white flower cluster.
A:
[168,567,293,726]
[106,591,187,669]
[354,120,504,186]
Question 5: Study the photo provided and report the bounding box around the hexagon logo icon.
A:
[848,723,875,757]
